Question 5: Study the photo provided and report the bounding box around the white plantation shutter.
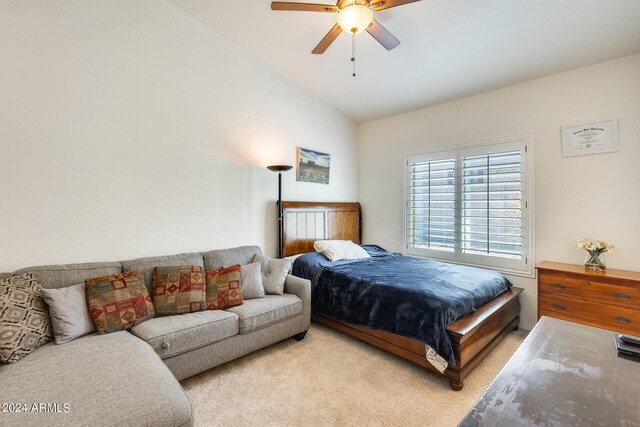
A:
[405,139,532,276]
[408,155,456,252]
[461,150,523,259]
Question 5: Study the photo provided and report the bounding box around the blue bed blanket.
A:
[292,246,512,365]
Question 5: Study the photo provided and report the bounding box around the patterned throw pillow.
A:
[0,273,53,364]
[85,272,155,334]
[205,265,243,310]
[152,265,206,316]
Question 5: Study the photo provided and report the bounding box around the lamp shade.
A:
[337,5,373,34]
[267,165,293,172]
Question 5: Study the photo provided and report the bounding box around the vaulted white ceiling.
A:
[169,0,640,122]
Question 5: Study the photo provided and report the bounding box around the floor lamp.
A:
[267,165,293,258]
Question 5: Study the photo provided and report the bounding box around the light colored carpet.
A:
[181,324,525,427]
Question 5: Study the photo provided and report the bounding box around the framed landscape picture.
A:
[296,147,330,184]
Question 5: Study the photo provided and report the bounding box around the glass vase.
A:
[584,251,606,272]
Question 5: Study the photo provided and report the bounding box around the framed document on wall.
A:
[561,118,618,157]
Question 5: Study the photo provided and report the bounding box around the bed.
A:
[282,201,522,391]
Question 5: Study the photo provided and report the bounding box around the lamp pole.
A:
[267,165,293,258]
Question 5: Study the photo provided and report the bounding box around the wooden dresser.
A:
[537,261,640,335]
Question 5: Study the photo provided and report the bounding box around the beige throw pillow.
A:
[240,262,265,299]
[41,283,95,344]
[253,254,292,295]
[0,273,53,363]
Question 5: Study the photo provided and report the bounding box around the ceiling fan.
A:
[271,0,422,54]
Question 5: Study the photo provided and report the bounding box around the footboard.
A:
[445,287,523,390]
[312,287,523,391]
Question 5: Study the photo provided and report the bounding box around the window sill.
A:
[403,253,536,279]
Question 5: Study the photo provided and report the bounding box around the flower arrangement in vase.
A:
[577,238,614,272]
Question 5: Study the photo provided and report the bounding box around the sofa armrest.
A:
[284,274,310,300]
[284,275,311,330]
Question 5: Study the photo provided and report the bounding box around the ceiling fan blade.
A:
[312,24,342,54]
[367,19,401,51]
[370,0,421,11]
[271,2,337,12]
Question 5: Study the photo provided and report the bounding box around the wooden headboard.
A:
[281,201,361,257]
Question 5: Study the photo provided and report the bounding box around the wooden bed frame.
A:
[282,201,522,391]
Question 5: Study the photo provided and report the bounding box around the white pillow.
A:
[283,253,306,272]
[240,261,266,299]
[313,240,370,262]
[283,253,305,264]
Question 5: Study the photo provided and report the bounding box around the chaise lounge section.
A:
[0,331,193,427]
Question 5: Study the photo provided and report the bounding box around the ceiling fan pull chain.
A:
[351,31,356,77]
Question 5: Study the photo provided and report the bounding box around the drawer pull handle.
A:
[616,316,631,324]
[553,283,566,290]
[553,304,566,310]
[616,293,631,301]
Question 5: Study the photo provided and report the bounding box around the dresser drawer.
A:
[539,293,640,335]
[539,273,640,308]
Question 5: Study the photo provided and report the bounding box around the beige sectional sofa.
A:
[0,246,311,427]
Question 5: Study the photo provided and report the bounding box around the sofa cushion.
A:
[0,273,53,363]
[152,266,206,316]
[0,332,193,427]
[12,262,122,290]
[85,272,155,334]
[201,246,262,270]
[130,310,239,359]
[225,294,302,334]
[121,253,204,294]
[205,265,243,310]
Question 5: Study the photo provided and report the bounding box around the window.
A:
[407,152,457,252]
[405,137,534,276]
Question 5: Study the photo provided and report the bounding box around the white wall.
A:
[358,53,640,330]
[0,0,357,271]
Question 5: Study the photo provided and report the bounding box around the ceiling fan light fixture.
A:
[336,5,373,34]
